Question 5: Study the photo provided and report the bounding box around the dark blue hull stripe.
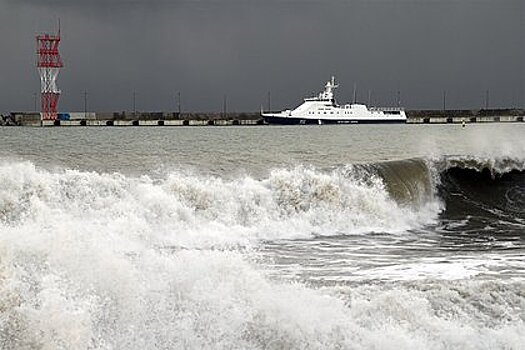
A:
[263,116,406,125]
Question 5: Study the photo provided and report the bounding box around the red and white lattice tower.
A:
[36,25,63,120]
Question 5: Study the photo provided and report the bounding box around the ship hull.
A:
[263,115,406,125]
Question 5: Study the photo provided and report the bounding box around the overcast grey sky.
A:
[1,0,523,113]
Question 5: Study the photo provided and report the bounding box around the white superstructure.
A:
[262,77,406,124]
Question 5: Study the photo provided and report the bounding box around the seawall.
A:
[2,108,524,126]
[405,108,524,124]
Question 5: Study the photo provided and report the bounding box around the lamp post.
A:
[84,90,88,119]
[133,91,136,117]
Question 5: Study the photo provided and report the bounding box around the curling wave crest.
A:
[0,161,441,246]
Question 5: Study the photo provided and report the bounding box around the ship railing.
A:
[369,107,405,111]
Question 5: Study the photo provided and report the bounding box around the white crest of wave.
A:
[0,161,440,246]
[441,155,525,176]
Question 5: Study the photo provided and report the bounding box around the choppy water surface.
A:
[0,124,524,349]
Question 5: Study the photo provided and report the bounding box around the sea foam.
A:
[0,160,523,349]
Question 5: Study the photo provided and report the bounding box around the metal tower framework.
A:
[36,26,63,120]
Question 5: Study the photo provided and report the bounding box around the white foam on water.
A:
[0,161,522,349]
[1,242,523,349]
[0,161,442,246]
[351,256,525,281]
[440,155,525,176]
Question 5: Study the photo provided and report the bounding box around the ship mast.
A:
[320,76,338,102]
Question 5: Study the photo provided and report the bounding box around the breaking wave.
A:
[0,160,442,245]
[441,155,525,176]
[436,156,525,224]
[0,157,524,349]
[0,155,523,246]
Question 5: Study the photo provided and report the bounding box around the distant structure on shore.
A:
[36,22,63,121]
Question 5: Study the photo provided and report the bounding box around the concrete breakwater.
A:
[3,111,263,127]
[405,108,524,124]
[2,108,524,126]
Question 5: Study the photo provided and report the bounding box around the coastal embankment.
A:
[406,108,524,124]
[2,108,524,126]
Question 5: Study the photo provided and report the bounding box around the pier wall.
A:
[406,109,524,124]
[5,111,263,127]
[3,109,524,126]
[42,118,262,127]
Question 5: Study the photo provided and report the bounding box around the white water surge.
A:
[0,161,523,349]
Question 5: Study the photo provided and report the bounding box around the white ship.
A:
[262,77,407,125]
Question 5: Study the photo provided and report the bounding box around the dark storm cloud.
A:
[1,0,523,113]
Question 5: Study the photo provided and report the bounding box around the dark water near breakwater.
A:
[0,124,524,349]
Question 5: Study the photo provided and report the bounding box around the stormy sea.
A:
[0,124,523,349]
